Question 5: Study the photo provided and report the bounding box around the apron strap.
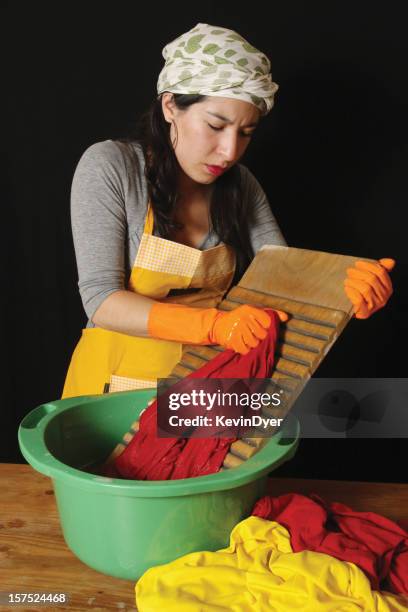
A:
[144,201,154,235]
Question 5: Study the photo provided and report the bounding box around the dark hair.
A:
[118,94,254,282]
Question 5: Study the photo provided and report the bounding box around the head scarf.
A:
[157,23,278,115]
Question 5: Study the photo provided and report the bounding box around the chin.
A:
[191,171,217,185]
[181,164,218,185]
[201,175,218,184]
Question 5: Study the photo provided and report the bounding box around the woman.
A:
[62,23,394,399]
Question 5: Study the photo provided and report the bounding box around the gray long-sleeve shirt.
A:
[70,139,286,326]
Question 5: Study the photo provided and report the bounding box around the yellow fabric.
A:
[62,202,235,398]
[135,517,408,611]
[109,375,157,392]
[62,327,181,397]
[143,201,154,234]
[134,233,202,276]
[128,267,192,299]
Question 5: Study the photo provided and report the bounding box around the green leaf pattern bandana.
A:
[157,23,278,115]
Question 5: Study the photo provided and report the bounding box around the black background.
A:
[4,1,407,481]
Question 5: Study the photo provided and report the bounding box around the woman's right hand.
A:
[210,305,287,355]
[148,302,288,355]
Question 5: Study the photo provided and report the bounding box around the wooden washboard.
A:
[107,246,374,469]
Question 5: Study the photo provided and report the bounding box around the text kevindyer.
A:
[168,415,283,429]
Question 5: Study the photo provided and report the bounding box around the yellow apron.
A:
[62,202,235,398]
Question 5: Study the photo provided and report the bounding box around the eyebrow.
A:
[206,111,258,128]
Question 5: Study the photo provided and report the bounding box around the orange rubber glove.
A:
[343,258,395,319]
[148,302,288,355]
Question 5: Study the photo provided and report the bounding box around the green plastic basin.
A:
[18,389,299,580]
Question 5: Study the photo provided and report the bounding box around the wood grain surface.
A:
[0,464,137,611]
[176,246,369,469]
[0,464,407,611]
[107,246,375,470]
[267,478,408,523]
[240,245,376,313]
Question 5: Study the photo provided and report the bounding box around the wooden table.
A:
[1,464,407,611]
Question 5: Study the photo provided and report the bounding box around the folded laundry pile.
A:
[135,513,408,611]
[109,309,280,480]
[252,492,408,596]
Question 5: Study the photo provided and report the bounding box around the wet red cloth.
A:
[252,493,408,595]
[114,309,280,481]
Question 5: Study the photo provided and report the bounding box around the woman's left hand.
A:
[343,258,395,319]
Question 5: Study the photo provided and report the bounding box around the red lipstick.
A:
[206,165,225,177]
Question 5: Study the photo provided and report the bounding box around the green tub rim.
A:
[18,389,299,498]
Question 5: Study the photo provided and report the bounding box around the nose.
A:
[217,130,240,163]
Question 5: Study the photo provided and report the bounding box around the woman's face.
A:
[162,94,260,186]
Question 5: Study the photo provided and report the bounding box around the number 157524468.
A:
[0,592,69,606]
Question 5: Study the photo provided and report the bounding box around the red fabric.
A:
[113,309,280,481]
[252,493,408,595]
